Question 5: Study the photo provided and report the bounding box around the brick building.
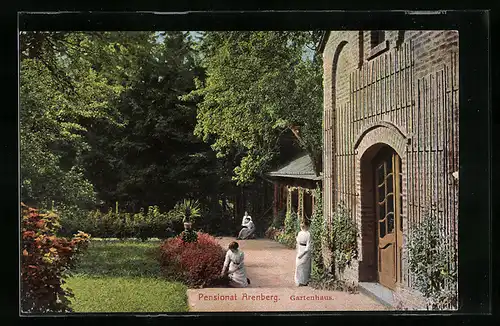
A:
[319,30,459,308]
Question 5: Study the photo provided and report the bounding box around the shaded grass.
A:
[65,276,188,312]
[72,239,162,277]
[66,239,189,312]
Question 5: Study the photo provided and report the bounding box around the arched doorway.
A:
[371,145,403,290]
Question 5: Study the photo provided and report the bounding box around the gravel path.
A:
[187,237,386,312]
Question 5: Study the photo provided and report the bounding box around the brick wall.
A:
[322,30,459,309]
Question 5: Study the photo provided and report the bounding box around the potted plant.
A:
[172,199,201,231]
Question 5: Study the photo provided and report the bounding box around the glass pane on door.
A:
[387,213,394,233]
[387,194,394,214]
[379,221,386,238]
[387,154,393,172]
[378,202,386,220]
[386,173,393,194]
[378,184,385,204]
[377,164,385,186]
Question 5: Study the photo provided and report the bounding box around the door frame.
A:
[372,146,403,290]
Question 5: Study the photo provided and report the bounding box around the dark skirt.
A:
[215,275,251,287]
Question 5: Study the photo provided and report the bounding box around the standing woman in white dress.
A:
[295,222,312,286]
[221,241,250,287]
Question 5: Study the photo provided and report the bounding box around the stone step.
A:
[358,282,395,308]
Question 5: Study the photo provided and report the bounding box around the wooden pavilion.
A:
[266,153,322,223]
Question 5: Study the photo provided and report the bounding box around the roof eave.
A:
[267,173,323,181]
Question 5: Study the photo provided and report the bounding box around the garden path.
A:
[187,237,386,312]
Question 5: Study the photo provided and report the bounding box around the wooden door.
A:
[373,147,403,290]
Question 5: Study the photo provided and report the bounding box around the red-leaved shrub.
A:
[159,232,226,288]
[21,203,90,313]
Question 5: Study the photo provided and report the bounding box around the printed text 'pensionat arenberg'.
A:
[198,293,335,302]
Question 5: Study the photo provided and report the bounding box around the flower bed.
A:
[158,232,226,288]
[264,226,296,249]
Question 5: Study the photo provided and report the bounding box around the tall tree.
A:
[82,32,223,212]
[182,31,323,186]
[20,31,153,208]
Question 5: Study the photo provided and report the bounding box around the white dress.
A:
[294,230,312,286]
[238,220,256,239]
[241,215,252,227]
[222,249,249,288]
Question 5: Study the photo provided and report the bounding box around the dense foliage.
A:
[180,229,198,243]
[271,208,286,229]
[158,232,226,287]
[306,199,359,293]
[264,210,300,249]
[183,31,323,185]
[407,210,458,310]
[20,31,323,238]
[330,203,359,275]
[170,199,201,223]
[309,187,326,279]
[20,32,153,210]
[264,226,281,241]
[21,203,91,313]
[284,210,299,235]
[81,32,225,212]
[58,205,180,240]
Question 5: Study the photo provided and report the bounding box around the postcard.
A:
[19,14,467,315]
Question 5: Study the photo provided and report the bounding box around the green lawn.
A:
[65,239,189,312]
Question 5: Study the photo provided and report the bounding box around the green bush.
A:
[265,207,301,249]
[330,203,358,275]
[180,229,198,243]
[264,226,281,240]
[86,209,102,236]
[264,209,299,248]
[168,199,201,224]
[310,186,326,279]
[58,205,176,240]
[284,210,299,235]
[264,225,295,248]
[56,204,91,238]
[119,212,134,238]
[101,208,124,238]
[407,209,458,310]
[130,206,171,241]
[128,209,146,240]
[307,198,360,293]
[271,208,286,228]
[275,231,296,248]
